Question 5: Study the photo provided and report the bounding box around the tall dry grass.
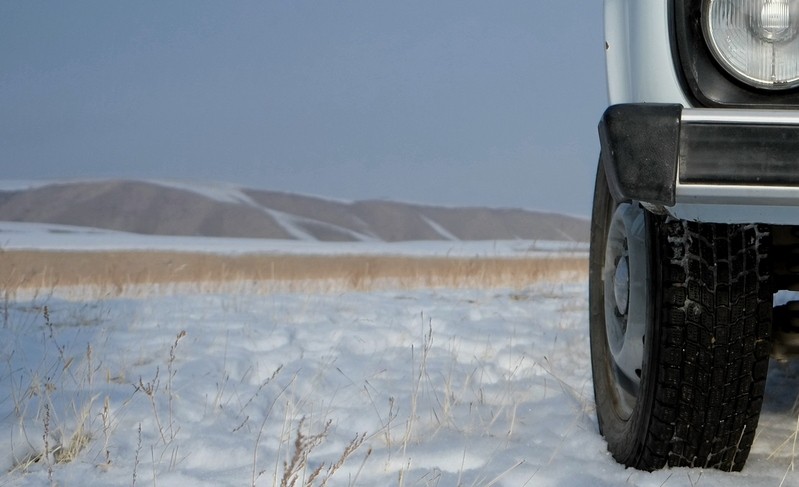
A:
[1,250,587,297]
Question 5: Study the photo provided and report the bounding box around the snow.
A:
[148,180,356,207]
[1,236,798,486]
[0,221,587,258]
[421,216,459,241]
[148,180,265,207]
[147,181,382,242]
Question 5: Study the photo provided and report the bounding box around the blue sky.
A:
[1,1,606,216]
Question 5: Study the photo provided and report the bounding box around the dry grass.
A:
[0,250,587,296]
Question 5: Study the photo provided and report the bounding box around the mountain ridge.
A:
[0,180,589,242]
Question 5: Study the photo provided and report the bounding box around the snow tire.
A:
[589,161,772,471]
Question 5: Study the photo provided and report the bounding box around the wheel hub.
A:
[603,202,650,419]
[614,254,630,317]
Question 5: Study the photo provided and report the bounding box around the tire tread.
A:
[649,218,771,471]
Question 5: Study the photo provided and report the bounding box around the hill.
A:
[0,180,588,242]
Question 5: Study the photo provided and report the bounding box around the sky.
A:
[0,1,607,217]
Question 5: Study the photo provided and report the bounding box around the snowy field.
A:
[2,233,799,486]
[0,221,587,258]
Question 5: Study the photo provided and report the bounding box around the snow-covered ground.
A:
[0,221,587,258]
[1,233,799,486]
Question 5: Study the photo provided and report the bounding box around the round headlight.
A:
[703,0,799,90]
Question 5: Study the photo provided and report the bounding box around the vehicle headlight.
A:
[704,0,799,90]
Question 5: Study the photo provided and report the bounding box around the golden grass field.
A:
[1,250,587,295]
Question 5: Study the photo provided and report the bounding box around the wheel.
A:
[589,160,773,471]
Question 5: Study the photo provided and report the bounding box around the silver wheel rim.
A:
[603,202,650,419]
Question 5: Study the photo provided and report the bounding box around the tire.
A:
[589,160,772,471]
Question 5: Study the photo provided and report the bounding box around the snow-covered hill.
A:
[0,180,588,242]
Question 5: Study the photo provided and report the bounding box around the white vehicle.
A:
[591,0,799,471]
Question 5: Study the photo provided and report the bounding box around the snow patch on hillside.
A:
[421,215,459,241]
[148,180,262,207]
